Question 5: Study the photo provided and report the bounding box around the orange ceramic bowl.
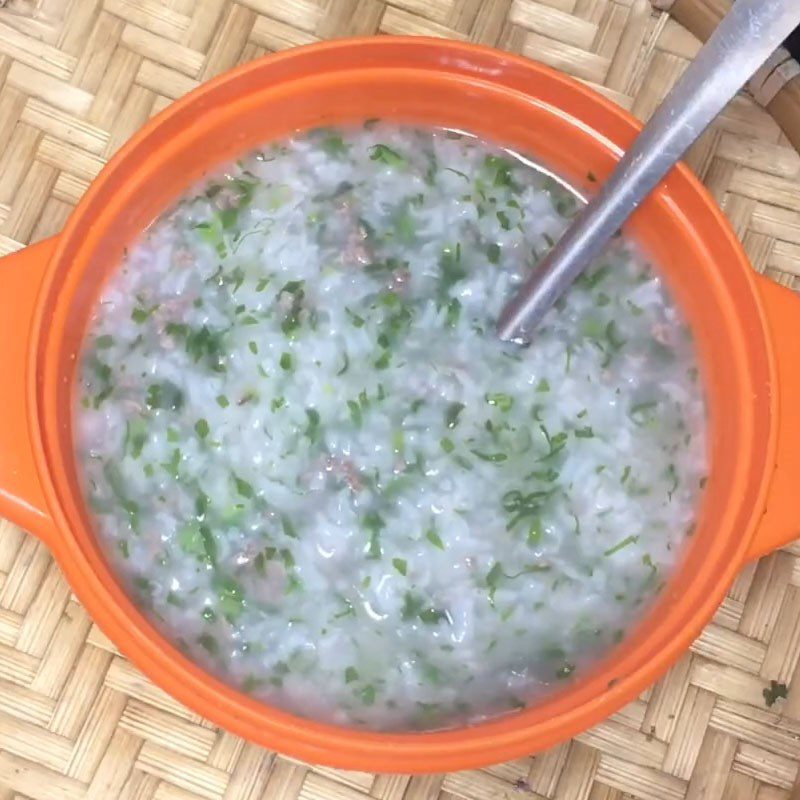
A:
[0,38,798,773]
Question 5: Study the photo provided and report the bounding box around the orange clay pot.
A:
[0,38,798,773]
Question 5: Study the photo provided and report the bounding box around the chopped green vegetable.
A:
[527,517,544,546]
[304,408,321,443]
[496,210,511,230]
[322,134,349,157]
[347,399,362,428]
[555,663,575,679]
[345,666,359,683]
[131,303,159,324]
[445,402,465,429]
[539,425,568,461]
[401,592,448,625]
[185,326,226,372]
[445,298,461,327]
[177,521,216,564]
[369,144,404,167]
[437,244,465,299]
[197,634,219,656]
[162,448,182,479]
[166,591,183,607]
[282,515,299,539]
[215,574,245,621]
[234,475,254,498]
[486,562,504,601]
[470,450,507,463]
[363,511,384,559]
[345,307,365,327]
[146,380,184,411]
[483,155,517,190]
[278,280,306,337]
[604,321,626,362]
[604,535,639,556]
[125,418,147,459]
[243,675,263,693]
[360,684,377,705]
[629,401,658,426]
[577,264,609,290]
[426,525,445,550]
[554,192,577,217]
[485,393,513,412]
[195,419,210,440]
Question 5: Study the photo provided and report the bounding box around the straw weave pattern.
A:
[0,1,799,798]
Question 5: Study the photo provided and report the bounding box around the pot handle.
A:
[0,237,58,545]
[747,274,800,561]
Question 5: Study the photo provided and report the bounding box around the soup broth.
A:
[75,124,707,731]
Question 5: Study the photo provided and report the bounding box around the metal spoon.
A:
[497,0,800,342]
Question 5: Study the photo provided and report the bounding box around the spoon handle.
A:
[497,0,800,342]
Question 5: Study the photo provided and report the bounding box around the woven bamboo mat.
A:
[1,1,800,798]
